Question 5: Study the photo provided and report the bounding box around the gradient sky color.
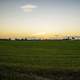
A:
[0,0,80,38]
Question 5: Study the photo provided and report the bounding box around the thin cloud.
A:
[21,4,38,12]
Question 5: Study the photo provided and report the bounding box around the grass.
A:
[0,40,80,80]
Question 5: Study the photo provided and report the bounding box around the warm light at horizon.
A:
[0,32,80,39]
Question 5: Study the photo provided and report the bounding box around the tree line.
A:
[0,36,79,41]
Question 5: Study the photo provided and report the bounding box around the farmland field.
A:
[0,40,80,80]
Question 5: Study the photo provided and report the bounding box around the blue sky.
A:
[0,0,80,38]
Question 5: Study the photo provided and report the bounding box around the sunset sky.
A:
[0,0,80,38]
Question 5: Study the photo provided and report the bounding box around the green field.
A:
[0,40,80,80]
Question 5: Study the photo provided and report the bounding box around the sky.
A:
[0,0,80,38]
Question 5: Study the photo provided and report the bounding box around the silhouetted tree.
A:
[8,38,11,41]
[72,37,75,40]
[24,38,27,41]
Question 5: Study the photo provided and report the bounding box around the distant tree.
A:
[8,38,11,41]
[67,36,70,40]
[24,38,27,41]
[15,38,20,41]
[21,38,24,41]
[63,36,70,40]
[72,37,75,40]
